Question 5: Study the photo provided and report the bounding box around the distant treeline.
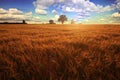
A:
[0,23,27,24]
[0,20,27,24]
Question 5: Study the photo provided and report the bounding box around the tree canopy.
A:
[58,15,67,24]
[49,20,55,24]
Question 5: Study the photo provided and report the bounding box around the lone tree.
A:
[58,15,67,24]
[49,20,55,24]
[22,20,26,24]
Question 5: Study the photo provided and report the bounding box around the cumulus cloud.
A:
[52,10,57,14]
[8,8,23,15]
[62,1,114,13]
[73,11,90,21]
[52,15,59,21]
[0,8,32,22]
[98,5,115,13]
[0,8,7,14]
[62,6,83,12]
[35,8,47,14]
[33,0,54,14]
[111,12,120,17]
[0,8,24,15]
[33,0,54,9]
[33,0,114,17]
[0,8,44,23]
[30,16,42,23]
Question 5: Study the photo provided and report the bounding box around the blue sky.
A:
[0,0,120,24]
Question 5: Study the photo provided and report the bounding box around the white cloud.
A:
[0,8,23,15]
[62,0,114,13]
[30,16,41,23]
[110,11,120,23]
[33,0,114,16]
[52,10,57,14]
[33,0,54,9]
[0,8,32,22]
[8,8,23,14]
[97,5,115,13]
[111,12,120,17]
[25,12,32,16]
[35,8,47,14]
[33,0,54,14]
[0,8,44,24]
[0,8,7,14]
[73,11,90,21]
[62,6,82,12]
[52,15,59,21]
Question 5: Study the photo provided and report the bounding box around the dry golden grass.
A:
[0,24,120,80]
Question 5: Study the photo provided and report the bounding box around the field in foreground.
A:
[0,24,120,80]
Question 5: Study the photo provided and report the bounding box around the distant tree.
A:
[71,19,75,24]
[49,20,55,24]
[22,20,26,24]
[58,15,67,24]
[4,22,9,24]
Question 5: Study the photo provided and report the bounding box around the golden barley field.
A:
[0,24,120,80]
